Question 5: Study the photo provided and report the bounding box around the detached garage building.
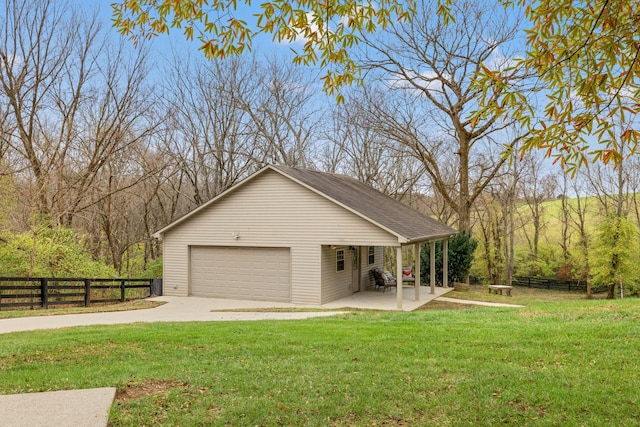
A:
[153,165,456,310]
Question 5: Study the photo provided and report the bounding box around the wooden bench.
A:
[488,285,513,296]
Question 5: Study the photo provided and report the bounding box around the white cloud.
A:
[386,69,448,96]
[483,48,518,73]
[279,12,328,45]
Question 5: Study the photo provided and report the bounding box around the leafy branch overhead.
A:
[469,0,640,173]
[113,0,640,169]
[111,0,417,102]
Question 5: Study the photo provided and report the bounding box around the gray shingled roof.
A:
[273,165,457,243]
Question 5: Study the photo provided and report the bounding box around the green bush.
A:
[513,244,563,278]
[0,226,116,278]
[420,230,477,284]
[140,257,163,279]
[590,214,640,298]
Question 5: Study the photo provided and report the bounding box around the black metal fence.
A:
[0,277,162,310]
[511,276,589,292]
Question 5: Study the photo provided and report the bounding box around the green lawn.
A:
[2,296,640,426]
[516,196,603,247]
[443,283,608,305]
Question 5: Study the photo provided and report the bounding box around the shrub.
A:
[140,257,163,279]
[590,214,640,298]
[420,230,477,284]
[0,226,116,277]
[513,244,563,278]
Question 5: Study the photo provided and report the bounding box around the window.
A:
[336,249,345,271]
[368,246,375,265]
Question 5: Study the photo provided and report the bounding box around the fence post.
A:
[84,279,91,307]
[41,278,48,309]
[120,280,126,302]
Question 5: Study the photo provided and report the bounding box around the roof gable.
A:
[271,165,457,242]
[155,165,457,242]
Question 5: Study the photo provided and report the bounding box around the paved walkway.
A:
[0,388,115,427]
[437,296,525,308]
[0,287,456,334]
[322,286,453,311]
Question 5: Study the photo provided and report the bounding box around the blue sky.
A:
[81,1,574,179]
[82,0,331,91]
[89,1,303,60]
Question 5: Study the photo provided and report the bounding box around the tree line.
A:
[1,0,638,298]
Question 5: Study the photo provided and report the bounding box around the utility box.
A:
[151,278,163,296]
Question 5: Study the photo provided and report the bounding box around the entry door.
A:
[351,247,360,292]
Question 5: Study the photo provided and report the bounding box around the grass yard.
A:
[2,295,640,426]
[443,284,607,305]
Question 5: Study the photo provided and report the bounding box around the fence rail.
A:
[511,276,590,292]
[0,277,161,310]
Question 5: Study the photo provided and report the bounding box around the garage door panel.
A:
[190,246,290,302]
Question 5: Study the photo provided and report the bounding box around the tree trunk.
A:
[458,140,471,231]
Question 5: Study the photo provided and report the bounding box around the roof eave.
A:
[403,231,459,245]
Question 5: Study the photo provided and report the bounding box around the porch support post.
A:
[414,242,421,301]
[443,239,449,288]
[396,245,403,310]
[430,241,435,294]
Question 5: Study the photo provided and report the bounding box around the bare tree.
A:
[358,0,530,231]
[0,0,157,228]
[556,174,572,277]
[474,192,504,286]
[161,55,260,209]
[517,154,557,260]
[326,88,426,202]
[241,57,321,168]
[586,162,630,218]
[566,171,593,296]
[0,0,78,220]
[627,155,640,235]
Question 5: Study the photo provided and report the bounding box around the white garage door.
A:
[190,246,291,302]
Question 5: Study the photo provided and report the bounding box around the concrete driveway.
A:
[0,297,348,427]
[0,292,522,426]
[0,296,344,334]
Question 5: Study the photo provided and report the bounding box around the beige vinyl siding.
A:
[359,246,384,290]
[320,245,354,304]
[161,233,188,297]
[161,169,398,304]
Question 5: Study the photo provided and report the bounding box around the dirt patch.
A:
[418,300,480,311]
[115,379,187,402]
[518,310,549,319]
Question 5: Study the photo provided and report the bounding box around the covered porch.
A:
[322,284,454,311]
[388,238,455,311]
[322,236,456,311]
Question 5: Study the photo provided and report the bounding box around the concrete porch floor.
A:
[322,286,454,312]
